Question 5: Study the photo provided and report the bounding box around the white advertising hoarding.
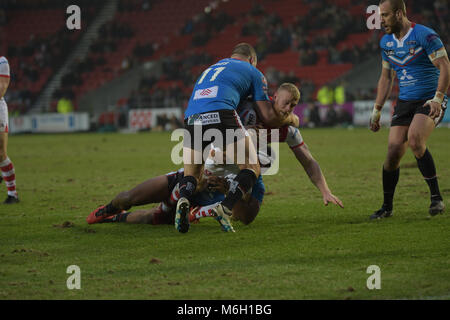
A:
[9,113,90,134]
[353,100,394,126]
[129,108,182,130]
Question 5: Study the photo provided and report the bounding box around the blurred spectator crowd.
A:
[1,0,104,115]
[1,0,449,121]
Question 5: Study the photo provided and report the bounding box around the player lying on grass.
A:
[86,147,266,229]
[87,83,343,230]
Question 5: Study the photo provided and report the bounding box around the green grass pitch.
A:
[0,127,449,299]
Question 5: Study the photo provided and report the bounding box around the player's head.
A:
[379,0,407,34]
[231,43,258,67]
[273,83,301,115]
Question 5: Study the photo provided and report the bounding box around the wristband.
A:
[371,107,381,123]
[432,91,445,105]
[374,103,383,111]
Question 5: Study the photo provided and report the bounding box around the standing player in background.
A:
[176,43,298,233]
[0,56,19,204]
[369,0,449,219]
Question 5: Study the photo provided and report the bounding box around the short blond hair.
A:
[278,83,301,106]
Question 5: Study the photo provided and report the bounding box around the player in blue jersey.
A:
[369,0,450,219]
[176,43,298,233]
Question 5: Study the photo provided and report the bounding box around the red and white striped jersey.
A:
[0,56,10,133]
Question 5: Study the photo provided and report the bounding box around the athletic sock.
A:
[0,157,17,198]
[105,202,121,215]
[416,148,443,201]
[189,202,218,222]
[382,166,400,211]
[102,211,130,223]
[221,169,256,212]
[167,183,180,207]
[178,175,197,201]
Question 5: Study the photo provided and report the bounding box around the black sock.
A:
[178,175,197,202]
[102,211,130,223]
[105,202,121,215]
[382,167,400,211]
[222,169,257,212]
[416,148,442,201]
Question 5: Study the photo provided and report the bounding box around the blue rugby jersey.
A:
[191,175,265,206]
[184,58,269,119]
[380,23,444,101]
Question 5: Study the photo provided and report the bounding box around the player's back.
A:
[185,58,267,118]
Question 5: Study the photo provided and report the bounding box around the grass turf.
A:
[0,127,449,299]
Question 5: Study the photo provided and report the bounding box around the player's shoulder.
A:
[413,23,440,41]
[380,34,394,48]
[414,23,438,36]
[0,56,8,64]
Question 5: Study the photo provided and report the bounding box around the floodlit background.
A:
[1,0,449,133]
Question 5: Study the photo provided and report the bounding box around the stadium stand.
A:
[0,0,105,115]
[1,0,449,119]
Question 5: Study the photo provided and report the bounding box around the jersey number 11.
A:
[197,67,226,84]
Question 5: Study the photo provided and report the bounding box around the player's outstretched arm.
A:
[291,144,344,208]
[426,52,450,120]
[370,64,395,132]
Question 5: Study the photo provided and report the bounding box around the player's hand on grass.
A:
[369,105,381,132]
[323,192,344,208]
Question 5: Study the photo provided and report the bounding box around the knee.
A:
[0,151,6,163]
[245,163,260,177]
[408,135,425,157]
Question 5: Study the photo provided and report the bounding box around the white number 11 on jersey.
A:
[197,67,226,84]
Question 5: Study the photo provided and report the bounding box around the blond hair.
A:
[279,83,301,106]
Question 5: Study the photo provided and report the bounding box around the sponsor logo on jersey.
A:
[406,40,417,46]
[188,112,221,125]
[213,61,229,67]
[193,86,218,100]
[399,69,414,81]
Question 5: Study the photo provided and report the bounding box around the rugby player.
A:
[176,43,298,233]
[0,56,19,204]
[87,84,343,229]
[238,83,344,214]
[86,149,266,229]
[369,0,449,219]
